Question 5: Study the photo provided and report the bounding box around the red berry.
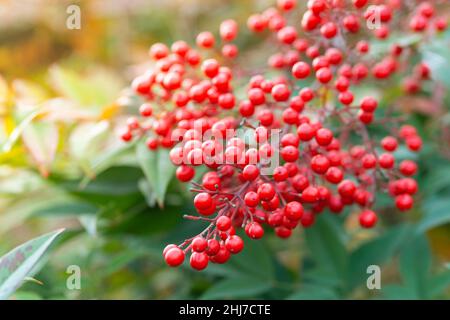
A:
[245,222,265,239]
[325,167,344,184]
[164,247,185,267]
[395,194,413,211]
[315,128,333,146]
[292,61,311,79]
[381,136,398,152]
[310,155,330,174]
[220,19,238,41]
[271,84,291,101]
[192,237,208,253]
[316,67,333,83]
[194,192,213,210]
[297,123,315,141]
[176,165,195,182]
[225,235,244,254]
[244,191,260,207]
[243,164,260,181]
[360,97,378,112]
[285,201,304,220]
[206,239,220,256]
[320,22,338,38]
[359,210,377,228]
[378,153,395,169]
[338,180,356,198]
[190,252,209,270]
[196,31,215,48]
[399,160,417,176]
[258,183,276,201]
[216,216,232,231]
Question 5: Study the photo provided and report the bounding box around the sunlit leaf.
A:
[136,140,175,207]
[0,229,64,299]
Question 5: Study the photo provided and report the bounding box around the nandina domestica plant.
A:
[120,0,446,271]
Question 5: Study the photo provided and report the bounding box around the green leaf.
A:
[31,201,97,217]
[225,238,275,280]
[0,229,64,299]
[399,234,431,299]
[304,214,348,280]
[428,270,450,298]
[418,198,450,232]
[201,276,271,299]
[421,40,450,88]
[49,65,123,108]
[56,166,142,196]
[382,284,418,300]
[287,284,339,300]
[422,166,450,196]
[348,224,412,289]
[136,141,175,207]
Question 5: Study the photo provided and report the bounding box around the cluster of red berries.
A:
[119,0,446,270]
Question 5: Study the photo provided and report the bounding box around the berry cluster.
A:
[120,0,446,270]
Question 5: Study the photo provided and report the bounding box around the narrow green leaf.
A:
[421,41,450,88]
[287,284,339,300]
[225,238,275,280]
[31,201,97,217]
[0,229,64,299]
[136,141,175,207]
[399,234,431,299]
[304,214,348,280]
[418,198,450,232]
[427,270,450,298]
[201,276,271,299]
[348,224,411,289]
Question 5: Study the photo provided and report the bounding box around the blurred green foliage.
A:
[0,0,450,300]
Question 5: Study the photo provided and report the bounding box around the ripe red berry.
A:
[310,155,330,174]
[243,164,260,181]
[196,31,215,48]
[245,222,265,239]
[281,145,299,162]
[194,192,213,210]
[220,19,238,41]
[316,67,333,83]
[285,201,304,220]
[395,194,413,211]
[244,191,260,207]
[292,61,311,79]
[216,216,232,231]
[258,183,276,201]
[176,165,195,182]
[297,123,315,141]
[359,210,377,228]
[302,186,319,203]
[225,235,244,254]
[338,180,356,198]
[248,88,266,106]
[190,252,209,270]
[381,136,398,152]
[164,247,185,267]
[378,153,395,169]
[315,128,333,146]
[273,166,289,182]
[271,84,291,101]
[325,167,344,184]
[320,22,338,38]
[399,160,417,176]
[360,97,378,112]
[192,237,208,253]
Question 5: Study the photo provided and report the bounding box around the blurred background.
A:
[0,0,450,299]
